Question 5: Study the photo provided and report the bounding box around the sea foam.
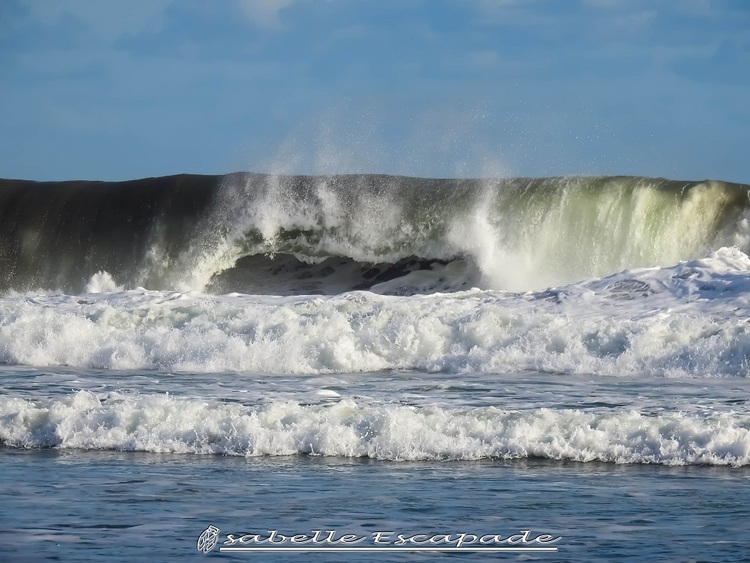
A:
[2,391,748,465]
[1,248,749,377]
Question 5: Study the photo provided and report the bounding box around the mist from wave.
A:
[149,174,750,293]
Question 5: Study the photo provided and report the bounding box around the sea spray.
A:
[2,174,749,294]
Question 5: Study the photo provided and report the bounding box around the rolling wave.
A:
[2,391,748,465]
[1,173,749,294]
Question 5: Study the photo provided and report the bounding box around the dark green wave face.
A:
[1,173,749,294]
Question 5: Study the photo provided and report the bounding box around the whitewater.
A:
[2,173,750,560]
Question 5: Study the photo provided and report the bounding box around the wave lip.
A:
[1,173,749,294]
[2,391,748,466]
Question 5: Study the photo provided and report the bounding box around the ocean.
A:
[1,173,750,561]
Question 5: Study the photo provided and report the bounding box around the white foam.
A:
[1,248,749,377]
[1,391,748,465]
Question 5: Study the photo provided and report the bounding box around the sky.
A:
[1,0,748,182]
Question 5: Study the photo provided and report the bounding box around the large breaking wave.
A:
[2,173,749,294]
[2,173,750,379]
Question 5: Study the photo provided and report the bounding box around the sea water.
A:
[2,367,750,561]
[2,449,750,561]
[2,173,750,561]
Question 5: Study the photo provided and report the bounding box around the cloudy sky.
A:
[1,0,748,182]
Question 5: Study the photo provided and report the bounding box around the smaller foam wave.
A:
[2,392,748,465]
[572,246,750,304]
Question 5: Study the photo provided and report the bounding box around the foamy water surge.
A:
[2,391,748,465]
[1,248,749,376]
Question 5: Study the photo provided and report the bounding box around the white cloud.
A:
[333,24,367,40]
[675,0,718,18]
[26,0,171,42]
[470,0,559,27]
[236,0,296,29]
[613,9,657,31]
[581,0,628,8]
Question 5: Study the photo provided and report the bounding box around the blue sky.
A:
[1,0,748,182]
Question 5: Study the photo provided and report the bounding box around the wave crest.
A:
[1,173,749,294]
[2,391,748,465]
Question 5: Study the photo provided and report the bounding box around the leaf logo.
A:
[197,525,220,553]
